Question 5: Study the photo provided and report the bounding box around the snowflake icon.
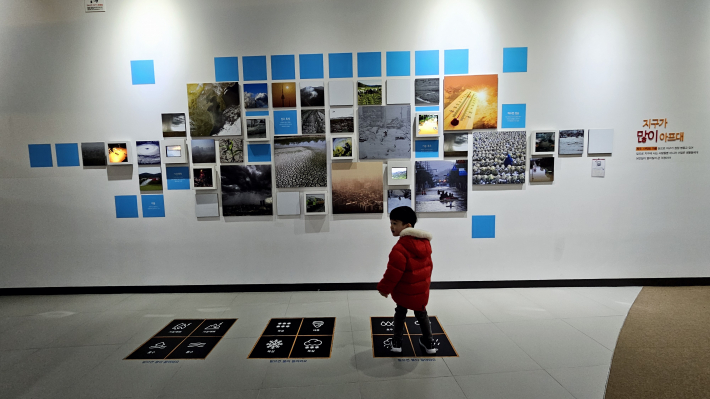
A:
[266,339,283,350]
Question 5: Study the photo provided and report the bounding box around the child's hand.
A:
[379,290,389,298]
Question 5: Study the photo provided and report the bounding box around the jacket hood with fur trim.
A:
[398,228,433,259]
[399,228,433,241]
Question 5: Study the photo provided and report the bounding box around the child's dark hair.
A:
[390,206,417,227]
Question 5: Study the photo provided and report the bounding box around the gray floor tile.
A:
[0,312,98,350]
[426,296,491,326]
[547,365,610,399]
[0,348,37,372]
[359,376,466,399]
[232,292,292,305]
[458,288,556,322]
[455,370,575,399]
[107,294,187,312]
[567,287,642,314]
[513,288,624,318]
[563,316,626,351]
[258,382,361,399]
[290,291,349,304]
[349,299,398,332]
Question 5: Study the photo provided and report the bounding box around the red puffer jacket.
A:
[377,228,433,311]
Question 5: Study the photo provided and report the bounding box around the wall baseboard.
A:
[1,277,709,296]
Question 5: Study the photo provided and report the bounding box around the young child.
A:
[377,206,437,354]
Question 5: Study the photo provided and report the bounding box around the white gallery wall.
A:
[1,0,709,288]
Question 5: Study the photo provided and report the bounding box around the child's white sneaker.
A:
[419,337,438,354]
[390,337,403,353]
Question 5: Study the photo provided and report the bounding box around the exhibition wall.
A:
[0,0,708,289]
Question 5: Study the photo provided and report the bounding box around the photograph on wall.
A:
[300,81,325,107]
[219,138,244,164]
[274,135,327,188]
[162,113,186,137]
[193,167,214,189]
[246,119,268,140]
[418,114,439,136]
[81,142,106,166]
[272,82,297,108]
[444,133,468,158]
[592,159,605,177]
[358,105,411,160]
[415,78,440,106]
[559,129,585,155]
[534,131,556,154]
[357,80,383,105]
[220,165,273,216]
[187,82,241,136]
[332,137,353,159]
[107,143,129,163]
[191,139,216,163]
[530,157,555,183]
[305,193,326,214]
[136,141,161,165]
[414,160,468,212]
[243,83,269,109]
[391,166,407,181]
[443,75,498,130]
[471,131,527,185]
[301,109,326,135]
[388,189,412,214]
[138,167,163,192]
[331,162,384,214]
[330,108,354,133]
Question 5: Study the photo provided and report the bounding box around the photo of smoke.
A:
[444,133,468,158]
[300,81,325,107]
[358,105,411,160]
[274,135,327,188]
[471,131,527,185]
[415,78,439,106]
[191,139,216,164]
[244,83,269,109]
[559,130,585,155]
[220,165,273,216]
[162,113,186,137]
[415,160,468,212]
[331,162,384,214]
[187,83,241,136]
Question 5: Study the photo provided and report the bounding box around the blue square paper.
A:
[273,110,298,135]
[445,49,468,75]
[472,215,496,239]
[166,166,190,190]
[246,111,270,117]
[243,56,267,81]
[415,139,439,158]
[328,53,353,78]
[386,51,410,77]
[503,47,528,73]
[55,143,80,167]
[416,106,439,112]
[130,60,155,85]
[248,144,271,163]
[501,104,526,128]
[214,57,239,82]
[141,194,165,218]
[28,144,53,168]
[271,55,296,80]
[415,50,439,76]
[357,52,382,77]
[299,54,324,79]
[115,195,139,219]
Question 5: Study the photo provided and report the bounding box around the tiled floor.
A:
[0,287,642,399]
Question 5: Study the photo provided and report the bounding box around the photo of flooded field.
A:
[559,130,585,155]
[332,162,384,214]
[187,83,241,136]
[274,135,327,188]
[330,108,354,133]
[244,83,269,109]
[471,131,527,185]
[246,119,267,140]
[358,105,411,160]
[415,78,439,106]
[388,189,412,214]
[162,113,186,137]
[358,80,382,105]
[444,133,468,158]
[219,138,243,164]
[300,81,325,107]
[301,109,326,135]
[139,167,163,192]
[272,82,297,108]
[530,156,555,182]
[415,160,468,212]
[81,142,106,166]
[136,141,161,165]
[220,165,273,216]
[443,75,498,130]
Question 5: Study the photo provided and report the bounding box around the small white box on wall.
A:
[162,139,187,163]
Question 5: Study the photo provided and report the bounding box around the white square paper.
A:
[329,81,354,106]
[277,191,301,215]
[195,193,219,217]
[386,79,411,105]
[588,129,614,154]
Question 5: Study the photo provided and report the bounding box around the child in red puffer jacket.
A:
[377,206,437,354]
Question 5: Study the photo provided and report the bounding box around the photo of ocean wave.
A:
[136,141,161,165]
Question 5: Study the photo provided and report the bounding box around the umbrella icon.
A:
[312,321,325,329]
